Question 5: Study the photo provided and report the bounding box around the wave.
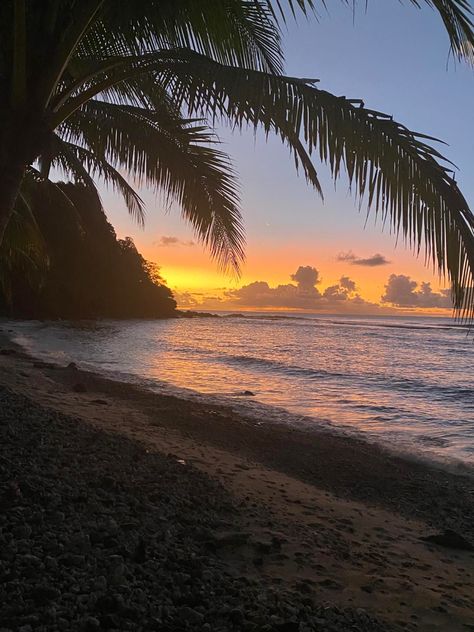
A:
[214,352,343,380]
[212,351,474,402]
[219,312,469,333]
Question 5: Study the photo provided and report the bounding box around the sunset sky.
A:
[100,2,474,314]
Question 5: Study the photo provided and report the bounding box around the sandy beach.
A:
[0,337,473,631]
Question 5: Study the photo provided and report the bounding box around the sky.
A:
[100,1,474,314]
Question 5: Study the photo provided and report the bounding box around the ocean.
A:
[6,313,474,469]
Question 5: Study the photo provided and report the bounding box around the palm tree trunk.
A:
[0,160,26,245]
[0,116,35,245]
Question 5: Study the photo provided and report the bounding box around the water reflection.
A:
[8,314,474,465]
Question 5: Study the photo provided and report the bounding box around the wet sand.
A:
[0,339,473,630]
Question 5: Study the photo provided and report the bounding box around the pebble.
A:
[0,387,389,632]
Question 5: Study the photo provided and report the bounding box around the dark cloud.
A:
[224,267,373,311]
[323,284,351,301]
[339,276,356,292]
[173,291,199,308]
[160,236,179,245]
[381,274,451,308]
[337,251,390,267]
[290,265,321,290]
[157,236,195,247]
[174,291,224,309]
[322,276,357,301]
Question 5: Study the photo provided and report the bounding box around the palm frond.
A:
[411,0,474,63]
[157,50,474,318]
[93,1,283,72]
[48,134,146,225]
[59,99,245,271]
[0,175,49,303]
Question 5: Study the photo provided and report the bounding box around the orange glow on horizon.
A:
[133,233,452,315]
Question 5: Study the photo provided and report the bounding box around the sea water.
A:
[6,313,474,468]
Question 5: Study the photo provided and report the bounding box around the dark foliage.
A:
[0,184,176,319]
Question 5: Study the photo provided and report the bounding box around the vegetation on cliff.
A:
[0,184,176,319]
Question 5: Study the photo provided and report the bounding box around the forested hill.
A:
[0,184,177,319]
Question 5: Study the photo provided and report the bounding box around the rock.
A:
[131,587,146,604]
[420,529,474,552]
[18,553,41,566]
[51,510,65,522]
[318,578,343,590]
[230,607,245,624]
[69,532,91,552]
[12,524,32,539]
[252,538,273,554]
[59,553,86,567]
[295,579,313,594]
[0,348,17,356]
[179,606,204,624]
[73,383,87,393]
[206,530,249,550]
[45,556,59,570]
[98,614,120,629]
[107,555,126,585]
[133,537,147,563]
[105,517,119,534]
[275,623,300,632]
[94,593,122,614]
[67,362,78,370]
[120,604,140,621]
[80,616,100,631]
[93,575,108,591]
[30,585,61,604]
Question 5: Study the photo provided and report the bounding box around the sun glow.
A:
[159,266,234,292]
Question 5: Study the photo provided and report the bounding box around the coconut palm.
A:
[1,1,474,316]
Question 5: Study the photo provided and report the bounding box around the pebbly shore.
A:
[0,341,474,630]
[0,386,388,632]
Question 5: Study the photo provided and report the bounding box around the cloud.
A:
[223,266,375,312]
[157,235,195,247]
[322,276,357,302]
[290,265,321,290]
[174,291,225,310]
[173,291,200,308]
[339,276,356,292]
[225,266,322,309]
[337,251,390,267]
[381,274,451,308]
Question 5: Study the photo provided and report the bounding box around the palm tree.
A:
[1,1,474,316]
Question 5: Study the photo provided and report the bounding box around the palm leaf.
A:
[59,99,245,271]
[48,134,146,225]
[0,174,50,304]
[156,49,474,318]
[411,0,474,62]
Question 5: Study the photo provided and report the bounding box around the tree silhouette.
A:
[0,184,177,319]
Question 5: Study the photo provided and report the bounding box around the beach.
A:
[0,336,473,631]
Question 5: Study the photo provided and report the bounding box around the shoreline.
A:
[8,320,474,481]
[1,333,474,629]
